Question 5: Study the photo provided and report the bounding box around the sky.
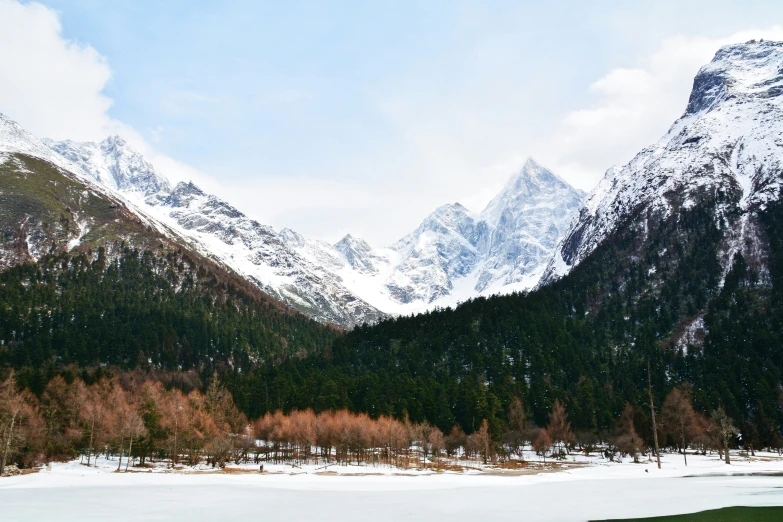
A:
[1,1,783,245]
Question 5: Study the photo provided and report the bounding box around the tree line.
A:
[1,194,782,469]
[220,198,783,453]
[1,368,765,475]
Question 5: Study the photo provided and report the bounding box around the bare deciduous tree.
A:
[710,407,738,465]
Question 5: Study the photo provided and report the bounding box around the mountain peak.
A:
[0,113,86,174]
[334,234,380,275]
[432,202,471,217]
[685,39,783,115]
[543,39,783,285]
[335,233,370,250]
[480,158,582,227]
[100,135,128,149]
[279,227,305,246]
[172,181,206,197]
[44,135,170,196]
[522,156,543,171]
[518,157,574,188]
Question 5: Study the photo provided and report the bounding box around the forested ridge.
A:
[1,197,782,468]
[0,244,339,393]
[225,198,783,451]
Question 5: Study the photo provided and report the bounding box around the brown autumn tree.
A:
[533,428,552,462]
[40,376,83,460]
[546,400,573,458]
[411,422,433,468]
[288,409,317,464]
[468,419,492,464]
[160,388,192,465]
[503,397,530,460]
[661,385,698,466]
[428,427,445,469]
[122,411,146,471]
[204,375,247,436]
[615,403,643,463]
[135,380,166,465]
[108,384,147,471]
[1,371,32,475]
[78,379,113,466]
[443,425,465,464]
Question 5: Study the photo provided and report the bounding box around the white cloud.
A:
[0,0,113,141]
[2,0,782,247]
[540,26,783,191]
[0,0,212,185]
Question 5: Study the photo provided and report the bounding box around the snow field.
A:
[2,451,782,521]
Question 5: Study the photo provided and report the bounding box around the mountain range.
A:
[1,38,782,448]
[2,39,782,336]
[1,117,585,327]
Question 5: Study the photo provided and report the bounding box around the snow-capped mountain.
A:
[0,114,188,271]
[144,182,386,326]
[334,234,387,275]
[0,113,90,174]
[380,159,585,305]
[475,159,585,292]
[28,131,383,326]
[44,136,170,196]
[3,112,583,326]
[542,39,783,285]
[0,119,380,326]
[387,202,482,304]
[37,129,583,324]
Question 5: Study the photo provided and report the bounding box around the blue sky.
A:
[3,0,783,243]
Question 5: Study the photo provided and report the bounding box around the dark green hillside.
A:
[0,247,339,392]
[1,152,781,446]
[0,154,340,393]
[224,198,782,446]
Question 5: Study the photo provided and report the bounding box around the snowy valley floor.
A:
[2,452,783,521]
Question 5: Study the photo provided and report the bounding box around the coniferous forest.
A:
[1,198,783,471]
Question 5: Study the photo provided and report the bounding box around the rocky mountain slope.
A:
[0,114,169,269]
[0,114,338,371]
[543,39,783,287]
[39,129,583,324]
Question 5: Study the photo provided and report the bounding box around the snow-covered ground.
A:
[2,452,782,521]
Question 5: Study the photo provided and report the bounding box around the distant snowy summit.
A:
[44,136,170,197]
[27,38,783,326]
[276,158,585,317]
[542,39,783,285]
[379,159,584,306]
[35,127,583,324]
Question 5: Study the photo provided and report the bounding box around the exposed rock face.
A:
[41,129,584,323]
[542,40,783,286]
[334,234,384,275]
[39,132,387,327]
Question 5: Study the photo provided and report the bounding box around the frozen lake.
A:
[2,454,783,521]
